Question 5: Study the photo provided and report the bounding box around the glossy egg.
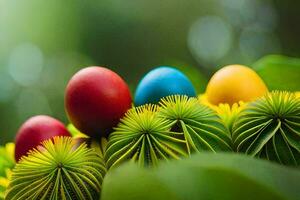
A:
[15,115,71,161]
[134,66,196,106]
[65,66,132,138]
[206,65,268,106]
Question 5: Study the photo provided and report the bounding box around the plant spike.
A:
[105,104,188,169]
[233,91,300,166]
[158,95,232,154]
[5,137,106,200]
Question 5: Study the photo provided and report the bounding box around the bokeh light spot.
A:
[239,26,281,62]
[8,43,44,87]
[188,16,233,65]
[221,0,256,26]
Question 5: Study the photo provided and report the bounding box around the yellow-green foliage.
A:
[105,104,188,169]
[233,91,300,166]
[158,95,232,153]
[0,143,15,200]
[5,137,106,200]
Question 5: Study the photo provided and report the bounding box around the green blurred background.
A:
[0,0,299,144]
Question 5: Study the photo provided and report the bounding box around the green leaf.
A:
[252,55,300,91]
[101,153,300,200]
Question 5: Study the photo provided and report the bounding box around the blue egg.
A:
[134,66,196,106]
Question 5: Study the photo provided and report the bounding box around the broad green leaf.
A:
[102,153,300,200]
[252,55,300,91]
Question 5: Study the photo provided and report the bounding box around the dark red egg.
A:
[15,115,71,161]
[65,66,132,138]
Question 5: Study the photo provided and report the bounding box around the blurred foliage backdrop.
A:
[0,0,300,144]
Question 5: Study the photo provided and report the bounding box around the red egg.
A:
[15,115,71,161]
[65,66,132,138]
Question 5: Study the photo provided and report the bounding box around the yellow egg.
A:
[206,65,268,106]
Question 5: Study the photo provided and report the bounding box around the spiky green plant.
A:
[75,137,107,159]
[232,91,300,166]
[105,104,188,169]
[90,138,107,159]
[158,95,232,154]
[5,137,106,200]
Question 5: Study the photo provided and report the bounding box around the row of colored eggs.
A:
[14,64,268,161]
